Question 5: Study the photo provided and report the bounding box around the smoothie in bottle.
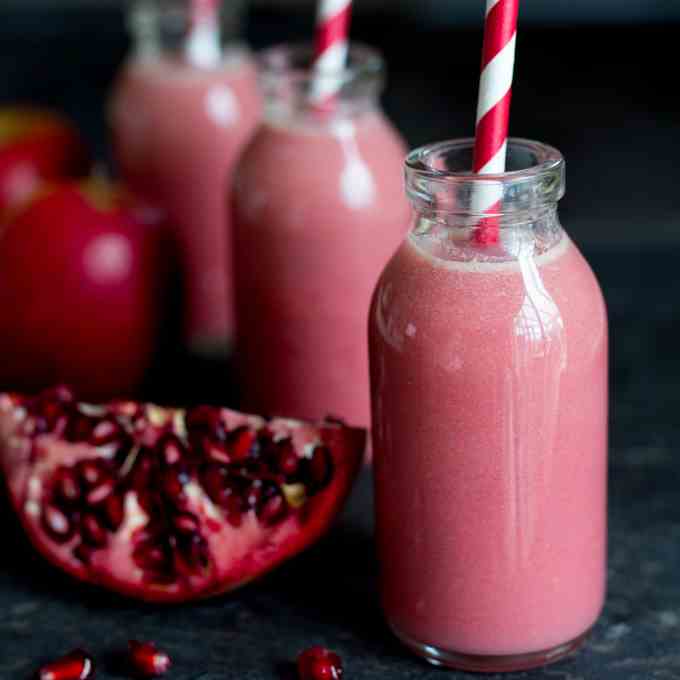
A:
[369,139,608,671]
[109,0,261,355]
[232,44,409,426]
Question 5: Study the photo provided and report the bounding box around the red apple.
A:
[0,107,90,215]
[0,180,168,400]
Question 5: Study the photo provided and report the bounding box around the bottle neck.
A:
[406,138,566,259]
[259,43,385,129]
[129,0,245,68]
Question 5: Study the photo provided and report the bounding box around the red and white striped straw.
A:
[185,0,221,68]
[472,0,519,245]
[310,0,353,107]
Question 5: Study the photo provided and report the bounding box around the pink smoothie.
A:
[232,112,409,426]
[370,233,608,657]
[110,50,261,352]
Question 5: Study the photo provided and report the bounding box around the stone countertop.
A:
[1,247,679,679]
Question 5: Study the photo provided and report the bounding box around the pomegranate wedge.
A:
[0,387,365,603]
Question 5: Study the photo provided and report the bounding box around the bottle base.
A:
[390,624,589,672]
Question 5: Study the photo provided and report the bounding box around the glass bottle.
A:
[109,0,261,356]
[369,138,608,671]
[232,43,410,428]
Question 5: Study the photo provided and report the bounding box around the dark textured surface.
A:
[2,248,680,679]
[0,6,679,679]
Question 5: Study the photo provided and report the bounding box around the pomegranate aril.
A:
[173,512,199,534]
[38,648,94,680]
[134,541,171,578]
[226,426,255,461]
[185,405,223,437]
[201,464,228,505]
[42,505,72,542]
[176,532,210,572]
[128,640,171,677]
[277,439,300,477]
[157,433,185,465]
[65,415,94,442]
[297,646,344,680]
[130,452,156,492]
[204,438,230,464]
[244,480,263,510]
[81,513,108,547]
[54,467,81,503]
[77,460,107,488]
[89,418,121,446]
[258,492,287,526]
[100,492,125,530]
[73,542,94,564]
[86,478,116,505]
[305,445,334,492]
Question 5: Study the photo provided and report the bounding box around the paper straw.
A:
[185,0,222,69]
[310,0,353,108]
[472,0,519,245]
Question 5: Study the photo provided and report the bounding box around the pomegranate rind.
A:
[0,394,364,603]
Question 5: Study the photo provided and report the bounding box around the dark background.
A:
[1,3,680,679]
[1,2,678,249]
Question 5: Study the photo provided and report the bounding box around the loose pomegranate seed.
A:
[128,640,171,677]
[297,646,344,680]
[38,649,94,680]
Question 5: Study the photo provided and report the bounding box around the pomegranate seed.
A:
[86,478,116,505]
[176,532,209,571]
[100,493,125,531]
[185,405,222,433]
[89,418,120,447]
[54,467,81,503]
[173,512,199,534]
[258,492,287,526]
[297,646,344,680]
[204,438,230,464]
[77,460,106,488]
[226,426,255,461]
[38,649,94,680]
[133,542,168,573]
[80,513,108,547]
[42,505,72,543]
[244,480,263,509]
[65,415,94,443]
[278,439,300,477]
[73,543,93,564]
[201,464,228,505]
[128,640,171,677]
[162,466,188,504]
[306,446,334,492]
[157,434,185,465]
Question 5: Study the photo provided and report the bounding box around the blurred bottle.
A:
[232,44,410,427]
[109,0,261,357]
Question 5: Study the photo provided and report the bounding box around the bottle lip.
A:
[405,138,566,215]
[258,42,384,89]
[407,138,563,182]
